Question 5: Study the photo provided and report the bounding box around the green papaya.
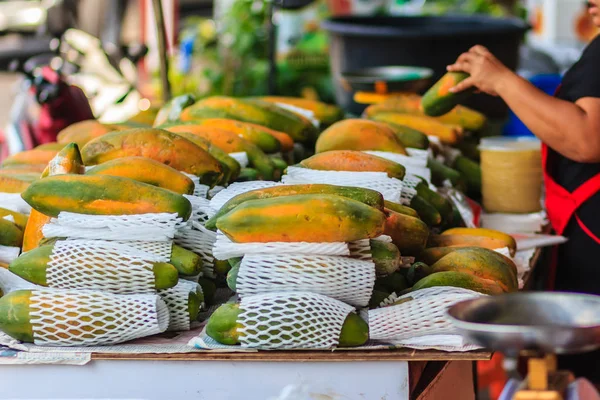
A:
[369,240,401,276]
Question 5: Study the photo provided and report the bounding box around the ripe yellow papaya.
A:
[316,119,407,154]
[430,247,518,292]
[383,208,430,256]
[0,165,46,174]
[427,234,516,257]
[86,157,195,195]
[300,150,406,180]
[2,148,59,167]
[216,194,386,243]
[81,128,224,185]
[412,271,505,295]
[256,96,344,127]
[370,112,463,145]
[21,175,192,220]
[56,120,115,147]
[441,228,516,256]
[0,176,31,193]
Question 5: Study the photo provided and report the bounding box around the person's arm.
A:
[448,46,600,163]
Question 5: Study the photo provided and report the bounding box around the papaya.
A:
[170,245,203,276]
[205,184,385,231]
[235,168,259,182]
[256,96,344,127]
[0,172,39,181]
[430,247,518,292]
[2,148,59,167]
[375,121,430,150]
[159,128,240,183]
[214,259,232,277]
[81,128,223,185]
[406,262,432,286]
[413,271,505,295]
[86,157,195,195]
[383,201,420,219]
[369,240,401,276]
[153,94,196,127]
[57,120,128,147]
[21,210,50,253]
[270,157,288,176]
[427,158,466,189]
[0,218,23,247]
[369,112,463,144]
[181,119,295,153]
[40,143,85,178]
[415,181,453,224]
[300,150,406,180]
[21,175,192,220]
[0,208,28,229]
[408,195,442,227]
[186,287,204,322]
[428,234,516,257]
[216,194,386,243]
[0,165,46,174]
[226,260,241,292]
[315,119,407,155]
[198,278,216,305]
[0,176,31,193]
[163,124,275,181]
[180,96,318,144]
[206,302,368,347]
[375,271,409,293]
[418,246,518,273]
[9,244,178,289]
[421,72,472,117]
[452,155,482,196]
[442,228,517,256]
[455,138,481,162]
[383,208,430,256]
[0,290,34,342]
[365,93,486,131]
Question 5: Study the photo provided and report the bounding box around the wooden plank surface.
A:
[92,348,492,362]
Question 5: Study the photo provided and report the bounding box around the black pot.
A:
[322,15,530,117]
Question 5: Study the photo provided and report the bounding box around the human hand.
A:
[446,45,512,96]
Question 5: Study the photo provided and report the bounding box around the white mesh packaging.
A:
[212,231,350,260]
[180,172,210,198]
[274,103,320,128]
[208,185,225,199]
[368,287,484,341]
[348,239,373,261]
[28,290,170,346]
[174,227,217,277]
[0,193,31,214]
[406,148,431,161]
[282,167,403,203]
[229,152,249,168]
[399,173,422,205]
[208,181,281,216]
[236,254,375,307]
[42,212,183,241]
[45,240,167,294]
[183,195,212,227]
[158,280,203,332]
[66,239,173,261]
[238,292,355,349]
[0,245,20,264]
[363,151,431,182]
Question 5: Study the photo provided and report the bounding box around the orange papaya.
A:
[0,165,46,174]
[180,96,318,144]
[21,175,192,220]
[427,234,515,257]
[0,172,39,181]
[300,150,406,179]
[256,96,344,127]
[421,72,473,117]
[2,148,59,167]
[412,271,505,295]
[80,128,223,185]
[163,124,275,181]
[0,176,31,193]
[86,156,195,195]
[370,113,463,145]
[56,120,124,147]
[430,247,518,292]
[205,184,385,230]
[216,194,386,243]
[33,143,67,151]
[383,208,430,256]
[442,228,516,256]
[315,119,407,154]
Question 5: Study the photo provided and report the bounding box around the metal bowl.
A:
[447,292,600,356]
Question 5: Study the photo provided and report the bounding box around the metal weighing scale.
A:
[448,292,600,400]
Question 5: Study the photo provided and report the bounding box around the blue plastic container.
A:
[503,74,562,137]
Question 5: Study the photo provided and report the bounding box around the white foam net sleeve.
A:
[229,152,249,168]
[0,268,40,294]
[46,240,165,294]
[158,280,202,332]
[275,103,320,129]
[363,151,428,168]
[0,245,20,264]
[398,174,422,205]
[406,147,432,161]
[208,186,225,199]
[238,292,354,349]
[64,239,173,262]
[348,239,373,261]
[174,227,216,278]
[282,167,403,203]
[180,172,210,198]
[183,195,212,227]
[236,254,375,307]
[212,231,350,260]
[371,234,393,243]
[42,212,183,241]
[29,290,170,347]
[208,181,281,217]
[368,287,485,341]
[0,193,31,214]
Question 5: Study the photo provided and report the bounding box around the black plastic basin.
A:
[322,15,529,117]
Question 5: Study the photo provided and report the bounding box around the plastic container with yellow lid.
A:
[479,136,543,214]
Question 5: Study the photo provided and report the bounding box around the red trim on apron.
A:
[543,84,600,288]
